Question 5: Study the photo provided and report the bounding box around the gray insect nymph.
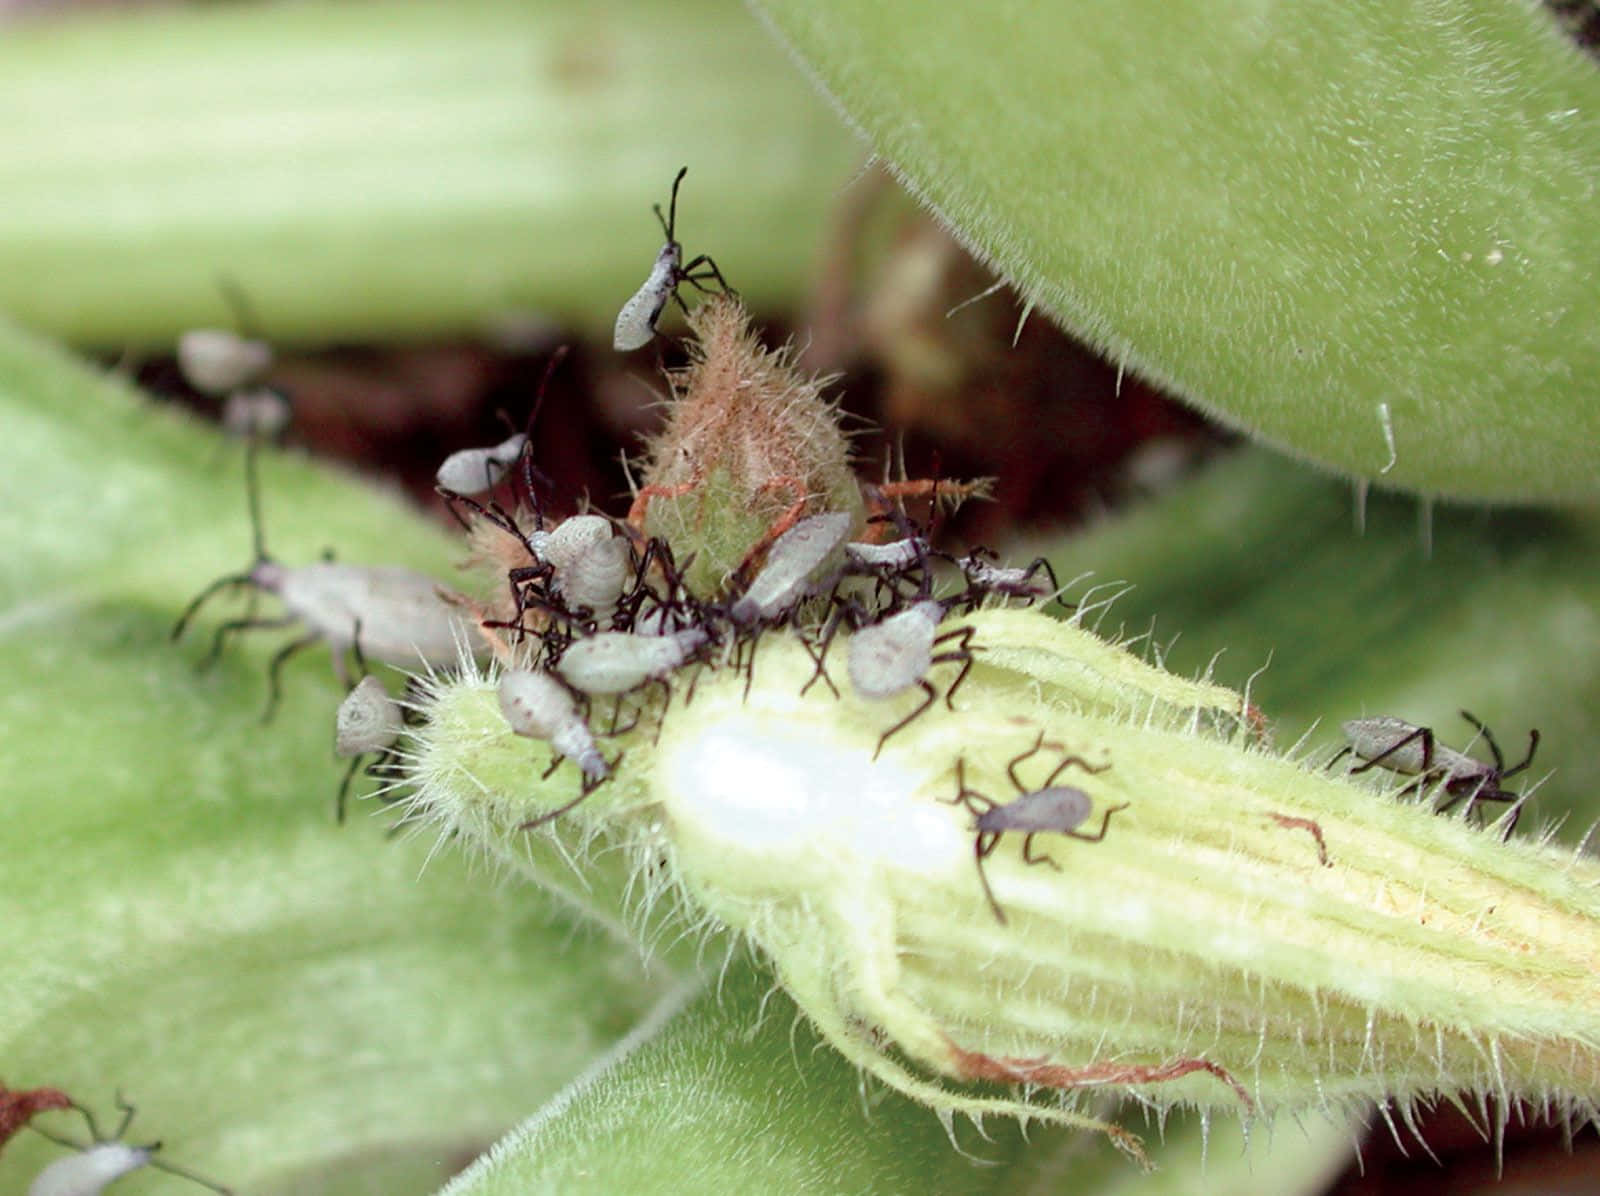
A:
[435,432,528,496]
[556,628,709,697]
[846,599,977,759]
[950,734,1125,924]
[1338,711,1539,836]
[613,167,732,351]
[176,328,273,397]
[172,446,480,718]
[332,675,406,823]
[26,1096,233,1196]
[543,515,631,621]
[497,667,607,782]
[730,512,853,626]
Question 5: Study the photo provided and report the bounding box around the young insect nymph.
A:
[173,445,481,719]
[1337,711,1540,837]
[613,167,733,351]
[27,1095,232,1196]
[949,733,1126,924]
[333,674,406,823]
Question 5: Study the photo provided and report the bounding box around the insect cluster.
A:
[158,171,1571,1180]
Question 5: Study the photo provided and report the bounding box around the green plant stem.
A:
[0,0,859,348]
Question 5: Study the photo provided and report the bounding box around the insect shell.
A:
[176,329,273,397]
[435,432,528,497]
[555,628,709,696]
[497,667,607,781]
[613,166,732,351]
[729,512,854,626]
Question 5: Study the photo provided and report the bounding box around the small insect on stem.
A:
[1336,711,1540,839]
[498,667,608,782]
[333,675,406,824]
[436,432,528,497]
[946,547,1065,613]
[845,600,978,760]
[555,629,710,699]
[729,512,853,628]
[172,444,482,720]
[948,733,1126,925]
[613,166,735,352]
[26,1094,232,1196]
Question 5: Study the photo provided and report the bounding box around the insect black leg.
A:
[261,631,323,722]
[799,605,847,699]
[335,755,363,825]
[1019,832,1062,872]
[873,679,936,760]
[973,830,1008,925]
[171,572,255,641]
[1064,801,1132,843]
[928,620,972,706]
[111,1091,138,1141]
[1459,710,1505,771]
[1038,744,1112,790]
[201,614,297,669]
[1351,725,1435,775]
[1005,732,1050,793]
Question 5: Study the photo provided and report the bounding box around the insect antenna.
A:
[655,165,688,245]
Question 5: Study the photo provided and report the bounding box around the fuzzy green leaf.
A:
[751,0,1600,501]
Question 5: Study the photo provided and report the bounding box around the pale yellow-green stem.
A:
[402,607,1600,1167]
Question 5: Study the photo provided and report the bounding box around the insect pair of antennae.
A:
[653,165,689,246]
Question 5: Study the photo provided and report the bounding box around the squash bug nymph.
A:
[333,675,406,823]
[172,446,481,719]
[949,733,1126,924]
[1336,711,1540,838]
[846,600,977,759]
[613,167,734,351]
[26,1094,232,1196]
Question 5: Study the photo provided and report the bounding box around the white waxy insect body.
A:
[731,512,853,625]
[29,1142,153,1196]
[497,668,607,780]
[556,628,708,696]
[614,244,682,352]
[976,786,1094,835]
[335,676,404,757]
[847,601,942,699]
[843,537,927,573]
[253,561,479,680]
[959,552,1057,599]
[176,329,273,396]
[220,387,292,440]
[543,516,630,618]
[1341,716,1481,782]
[435,433,528,495]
